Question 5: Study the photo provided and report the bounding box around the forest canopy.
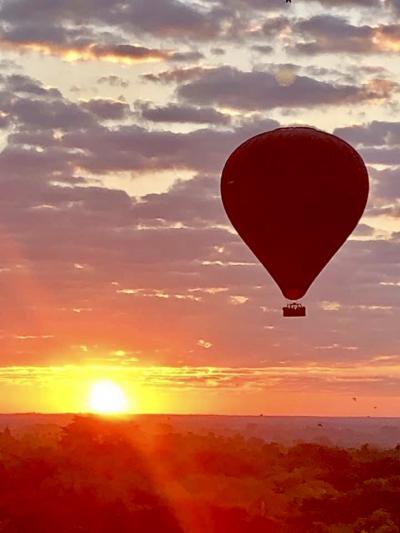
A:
[0,416,399,532]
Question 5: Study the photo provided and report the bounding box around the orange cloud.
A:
[0,39,172,64]
[372,28,400,52]
[1,360,399,390]
[1,361,400,415]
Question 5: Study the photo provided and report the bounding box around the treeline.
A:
[0,416,399,532]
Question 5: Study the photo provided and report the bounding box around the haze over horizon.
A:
[0,0,400,415]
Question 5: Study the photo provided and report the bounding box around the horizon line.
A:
[0,412,399,419]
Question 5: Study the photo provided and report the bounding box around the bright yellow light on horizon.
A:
[88,380,129,415]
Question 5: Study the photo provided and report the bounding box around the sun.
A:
[88,380,129,415]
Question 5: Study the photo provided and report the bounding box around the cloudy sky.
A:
[0,0,400,415]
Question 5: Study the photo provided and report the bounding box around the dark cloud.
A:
[133,175,224,228]
[291,15,376,54]
[251,45,274,54]
[372,167,400,200]
[81,99,130,120]
[89,43,171,61]
[0,21,184,64]
[334,123,400,169]
[360,147,400,166]
[101,0,226,40]
[316,0,375,4]
[0,114,10,128]
[353,224,375,237]
[335,121,400,147]
[97,75,130,88]
[59,117,281,175]
[142,66,210,84]
[0,144,74,182]
[10,98,95,130]
[0,0,231,46]
[0,71,279,180]
[169,50,204,62]
[261,15,289,37]
[0,0,393,64]
[384,0,400,12]
[232,0,375,7]
[210,47,226,56]
[0,74,61,98]
[176,66,396,111]
[136,101,231,125]
[6,74,61,96]
[284,15,400,56]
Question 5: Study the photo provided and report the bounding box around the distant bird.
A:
[374,406,377,410]
[286,0,291,3]
[352,397,357,402]
[317,423,323,428]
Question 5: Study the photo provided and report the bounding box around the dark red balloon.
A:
[221,127,369,300]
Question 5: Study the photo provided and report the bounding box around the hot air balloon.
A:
[221,127,369,317]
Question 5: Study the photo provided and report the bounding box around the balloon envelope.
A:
[221,127,369,300]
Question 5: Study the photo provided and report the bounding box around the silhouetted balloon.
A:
[221,127,369,301]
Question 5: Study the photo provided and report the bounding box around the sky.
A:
[0,0,400,415]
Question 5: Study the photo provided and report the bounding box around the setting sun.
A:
[88,380,129,415]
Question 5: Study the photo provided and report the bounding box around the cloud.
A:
[0,36,173,64]
[10,98,95,130]
[136,101,231,125]
[132,175,225,228]
[0,71,280,180]
[334,121,400,147]
[0,113,10,129]
[284,14,400,56]
[353,223,375,237]
[334,121,400,168]
[6,74,61,97]
[235,0,374,7]
[251,45,274,55]
[81,99,130,120]
[169,50,204,62]
[97,75,130,88]
[361,147,400,165]
[372,167,400,200]
[0,40,400,388]
[261,15,290,37]
[52,111,279,176]
[0,2,211,65]
[142,66,211,84]
[291,15,377,54]
[0,0,394,67]
[96,0,226,40]
[0,0,234,57]
[176,66,397,111]
[2,362,400,400]
[384,0,400,13]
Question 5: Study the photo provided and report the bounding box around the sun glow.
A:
[88,380,129,415]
